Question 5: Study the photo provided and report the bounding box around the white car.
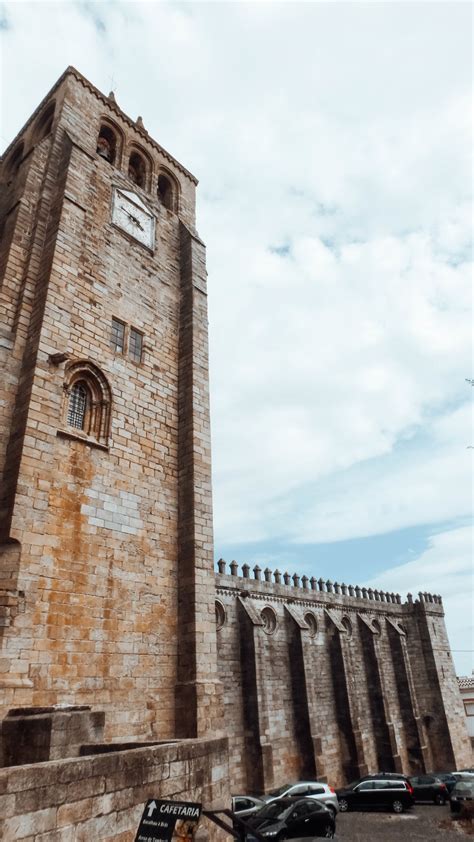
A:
[260,781,339,816]
[231,795,266,818]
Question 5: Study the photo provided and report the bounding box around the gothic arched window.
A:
[33,101,56,143]
[63,361,111,446]
[128,149,149,188]
[96,123,120,165]
[157,172,177,211]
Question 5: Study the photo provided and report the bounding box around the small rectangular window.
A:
[129,327,143,362]
[111,318,125,352]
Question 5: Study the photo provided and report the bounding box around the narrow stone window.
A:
[67,382,88,429]
[129,327,143,363]
[128,151,147,187]
[97,124,117,164]
[110,318,125,353]
[157,174,174,210]
[34,101,55,143]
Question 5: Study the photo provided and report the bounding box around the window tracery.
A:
[341,616,352,636]
[261,606,277,634]
[67,382,88,429]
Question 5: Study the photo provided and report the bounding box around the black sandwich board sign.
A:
[135,799,202,842]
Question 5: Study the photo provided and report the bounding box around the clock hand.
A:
[120,205,144,230]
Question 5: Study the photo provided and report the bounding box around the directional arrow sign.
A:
[135,799,202,842]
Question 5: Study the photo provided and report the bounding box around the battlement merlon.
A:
[215,560,444,614]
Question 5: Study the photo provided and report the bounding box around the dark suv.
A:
[408,775,448,804]
[343,773,414,797]
[336,779,414,813]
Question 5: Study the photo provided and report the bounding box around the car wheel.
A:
[338,797,349,812]
[434,794,445,805]
[392,800,404,814]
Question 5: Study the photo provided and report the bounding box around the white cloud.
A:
[366,526,473,676]
[1,2,472,645]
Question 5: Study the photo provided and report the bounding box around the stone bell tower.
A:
[0,67,222,742]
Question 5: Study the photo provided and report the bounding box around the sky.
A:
[0,1,472,674]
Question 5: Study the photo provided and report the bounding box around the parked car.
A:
[258,782,338,816]
[450,780,474,814]
[343,773,414,797]
[427,773,458,794]
[336,778,414,813]
[232,796,266,819]
[245,797,335,839]
[408,774,448,804]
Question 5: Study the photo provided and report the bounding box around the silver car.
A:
[232,795,266,819]
[260,781,339,816]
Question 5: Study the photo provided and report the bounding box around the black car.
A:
[408,775,448,804]
[450,780,474,813]
[336,779,414,813]
[245,797,335,839]
[345,772,412,789]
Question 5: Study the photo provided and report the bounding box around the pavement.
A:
[334,804,473,840]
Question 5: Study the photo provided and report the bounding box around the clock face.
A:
[111,188,155,249]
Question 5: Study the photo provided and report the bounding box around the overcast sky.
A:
[1,1,472,674]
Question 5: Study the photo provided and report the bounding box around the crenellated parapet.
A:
[215,559,443,608]
[214,557,470,792]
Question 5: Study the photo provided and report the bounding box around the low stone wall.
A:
[0,736,229,841]
[2,706,105,766]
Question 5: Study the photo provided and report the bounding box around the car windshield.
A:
[267,784,292,797]
[255,802,290,820]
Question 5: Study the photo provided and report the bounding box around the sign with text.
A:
[135,799,202,842]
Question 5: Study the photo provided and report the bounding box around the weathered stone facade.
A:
[0,66,221,742]
[215,565,472,789]
[0,68,471,838]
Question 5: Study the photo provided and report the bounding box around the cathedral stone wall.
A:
[215,565,472,790]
